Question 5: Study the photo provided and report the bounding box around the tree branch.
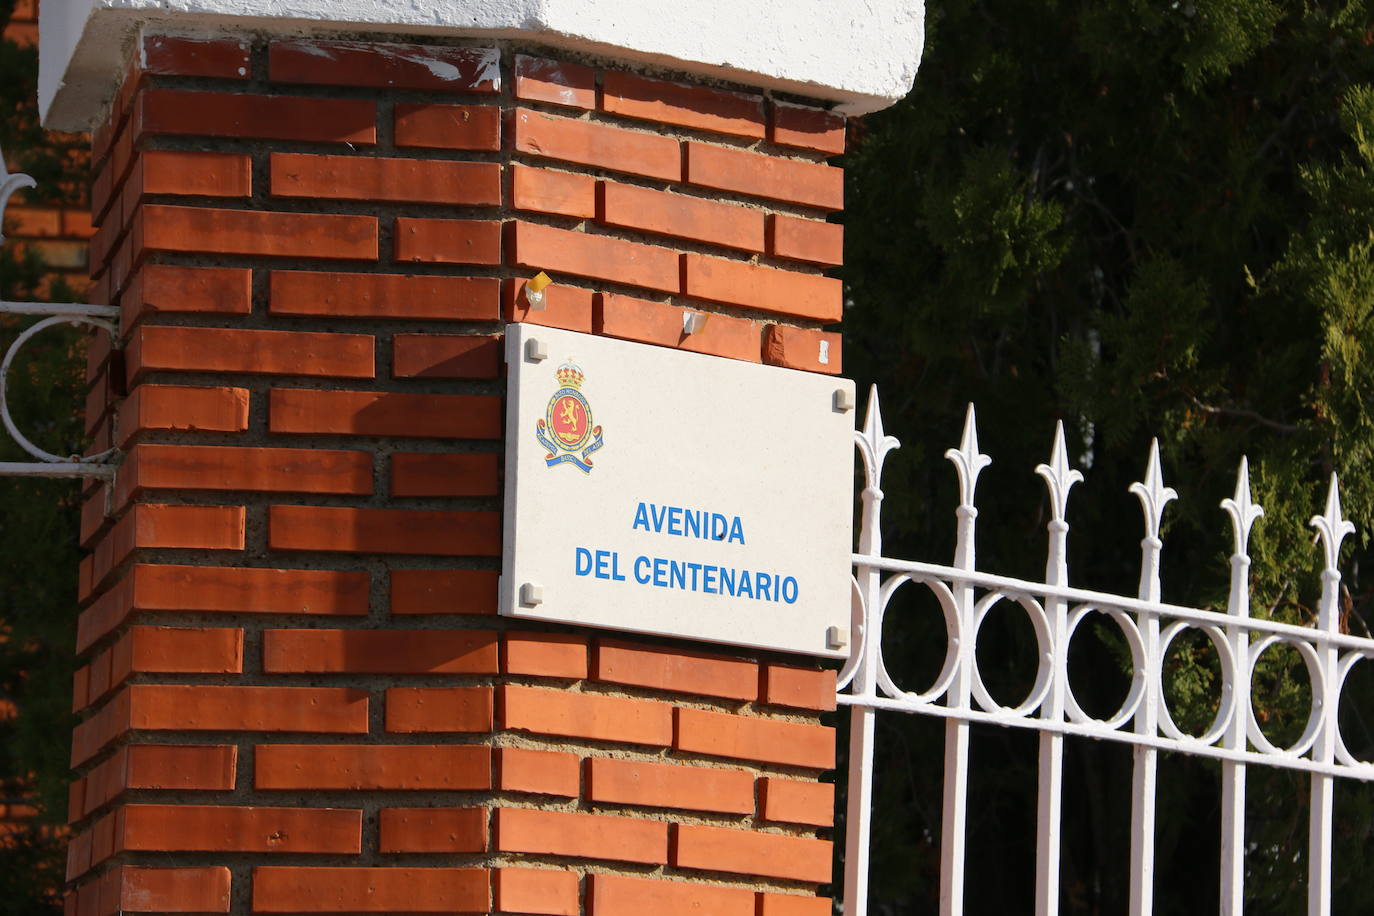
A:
[1188,395,1300,433]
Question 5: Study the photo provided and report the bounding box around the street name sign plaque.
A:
[501,324,855,658]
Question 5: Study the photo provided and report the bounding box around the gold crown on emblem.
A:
[556,361,585,389]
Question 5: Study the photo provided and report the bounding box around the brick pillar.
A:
[67,33,853,916]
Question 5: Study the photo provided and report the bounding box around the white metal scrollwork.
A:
[840,386,1374,916]
[0,142,118,479]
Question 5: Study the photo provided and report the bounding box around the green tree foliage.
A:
[0,23,86,915]
[845,1,1374,912]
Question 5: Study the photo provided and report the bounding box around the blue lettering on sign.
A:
[573,507,801,604]
[631,501,746,545]
[577,547,628,580]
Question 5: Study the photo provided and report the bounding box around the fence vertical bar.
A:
[940,405,989,916]
[1308,475,1351,916]
[844,387,900,916]
[1128,441,1175,916]
[1220,457,1262,916]
[1034,423,1081,916]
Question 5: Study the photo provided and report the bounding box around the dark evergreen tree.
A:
[1,16,86,913]
[844,1,1374,912]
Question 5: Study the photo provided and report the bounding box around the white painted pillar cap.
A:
[40,0,924,130]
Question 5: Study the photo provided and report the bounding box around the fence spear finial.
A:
[1220,456,1263,560]
[945,403,991,513]
[1036,420,1083,524]
[1130,438,1177,543]
[0,142,37,247]
[1310,472,1355,575]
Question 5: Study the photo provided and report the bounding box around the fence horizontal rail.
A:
[840,386,1373,916]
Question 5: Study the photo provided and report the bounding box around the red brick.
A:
[263,629,498,674]
[758,777,834,827]
[269,389,502,439]
[87,651,112,703]
[673,824,830,883]
[494,807,667,864]
[64,210,96,240]
[594,639,758,700]
[115,443,373,503]
[514,55,595,109]
[386,687,494,733]
[602,71,764,139]
[585,757,754,815]
[137,89,376,144]
[492,868,576,916]
[763,325,842,374]
[137,205,378,261]
[673,708,834,769]
[252,866,488,914]
[390,569,499,615]
[770,100,846,155]
[103,866,232,914]
[681,253,841,322]
[96,497,243,572]
[84,375,114,436]
[761,664,838,711]
[598,180,763,251]
[118,804,361,854]
[503,631,588,679]
[594,292,761,362]
[271,153,500,206]
[3,21,35,45]
[120,265,252,328]
[494,748,579,798]
[270,270,501,320]
[72,666,90,714]
[269,505,501,556]
[685,141,843,209]
[769,214,842,266]
[512,164,596,218]
[392,335,501,379]
[133,149,252,198]
[86,324,113,383]
[508,220,679,293]
[394,103,501,150]
[124,745,238,793]
[585,874,752,916]
[395,218,501,265]
[67,780,85,826]
[76,565,368,651]
[142,35,247,81]
[137,563,368,615]
[390,453,500,498]
[499,685,672,747]
[129,684,368,734]
[504,277,595,333]
[255,745,492,791]
[110,626,244,682]
[757,894,832,916]
[127,326,374,383]
[514,108,680,181]
[379,808,488,854]
[66,829,92,882]
[115,385,248,448]
[7,207,60,235]
[270,40,500,93]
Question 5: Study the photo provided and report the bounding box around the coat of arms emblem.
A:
[535,360,605,473]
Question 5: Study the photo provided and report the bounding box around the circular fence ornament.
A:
[0,314,120,465]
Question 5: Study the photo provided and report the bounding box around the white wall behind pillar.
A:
[40,0,925,130]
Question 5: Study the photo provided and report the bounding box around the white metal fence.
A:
[0,144,118,480]
[839,387,1374,916]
